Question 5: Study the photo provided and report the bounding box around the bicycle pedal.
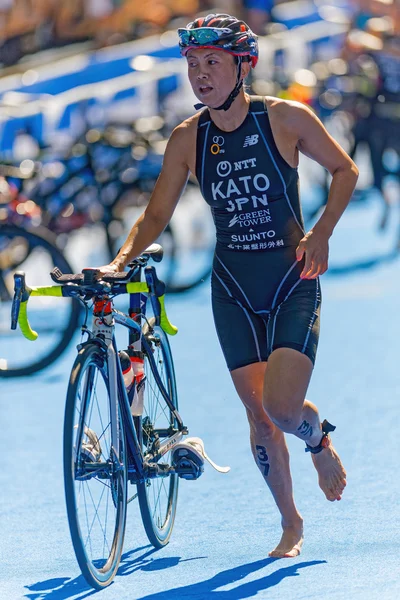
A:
[173,437,230,474]
[172,449,204,481]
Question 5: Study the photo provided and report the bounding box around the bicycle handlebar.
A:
[11,272,27,330]
[11,272,58,340]
[12,254,177,341]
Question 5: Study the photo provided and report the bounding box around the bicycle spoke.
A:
[137,327,179,547]
[64,344,127,588]
[85,484,109,547]
[82,484,94,559]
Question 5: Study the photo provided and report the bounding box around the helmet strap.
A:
[194,57,244,112]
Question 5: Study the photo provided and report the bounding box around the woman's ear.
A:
[241,61,251,80]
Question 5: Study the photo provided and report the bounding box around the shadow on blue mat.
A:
[24,575,95,600]
[327,249,399,276]
[24,543,326,600]
[136,558,327,599]
[23,545,206,600]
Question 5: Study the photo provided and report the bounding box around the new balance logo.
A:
[243,135,259,147]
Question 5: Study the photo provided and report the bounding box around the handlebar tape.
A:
[18,286,63,340]
[17,282,177,341]
[30,286,63,298]
[159,295,178,336]
[18,301,38,341]
[126,282,177,336]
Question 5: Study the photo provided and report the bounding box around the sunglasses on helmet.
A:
[178,27,233,47]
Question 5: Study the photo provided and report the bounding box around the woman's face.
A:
[186,48,238,109]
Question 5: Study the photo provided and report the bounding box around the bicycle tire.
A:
[64,343,127,589]
[136,325,179,547]
[0,224,80,377]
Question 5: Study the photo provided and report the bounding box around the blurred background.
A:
[1,0,399,375]
[1,3,400,599]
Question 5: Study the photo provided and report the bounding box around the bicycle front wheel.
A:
[0,224,80,377]
[64,343,127,589]
[136,325,179,547]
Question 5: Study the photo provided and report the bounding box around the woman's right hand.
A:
[95,263,122,277]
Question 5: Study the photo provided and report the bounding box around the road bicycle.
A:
[10,243,228,589]
[0,222,80,377]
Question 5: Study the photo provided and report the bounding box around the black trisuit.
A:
[195,96,321,371]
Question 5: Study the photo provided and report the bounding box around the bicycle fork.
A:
[92,299,127,472]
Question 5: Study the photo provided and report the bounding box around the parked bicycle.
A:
[0,117,214,378]
[2,120,214,294]
[10,243,229,589]
[0,222,80,377]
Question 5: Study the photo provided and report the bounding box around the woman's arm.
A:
[284,101,359,279]
[105,123,192,272]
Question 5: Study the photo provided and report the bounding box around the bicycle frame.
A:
[11,260,187,484]
[96,311,185,484]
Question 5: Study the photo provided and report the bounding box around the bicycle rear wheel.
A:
[0,224,80,377]
[136,325,179,547]
[64,343,127,589]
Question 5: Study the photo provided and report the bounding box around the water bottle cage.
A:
[127,382,136,406]
[136,376,146,392]
[126,375,146,404]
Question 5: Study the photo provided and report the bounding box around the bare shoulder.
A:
[266,96,322,139]
[164,112,200,168]
[265,96,320,134]
[164,111,202,174]
[261,96,333,166]
[265,95,355,171]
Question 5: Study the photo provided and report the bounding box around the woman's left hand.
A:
[296,229,329,279]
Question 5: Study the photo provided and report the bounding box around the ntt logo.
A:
[216,161,232,177]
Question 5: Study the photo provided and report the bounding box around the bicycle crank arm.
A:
[144,462,172,478]
[146,430,185,463]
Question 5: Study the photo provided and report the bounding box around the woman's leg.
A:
[231,362,304,558]
[263,347,347,502]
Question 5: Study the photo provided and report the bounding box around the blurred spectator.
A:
[349,0,399,31]
[110,0,199,39]
[52,1,97,47]
[0,1,53,65]
[343,1,400,229]
[242,0,274,35]
[197,1,274,35]
[0,0,200,67]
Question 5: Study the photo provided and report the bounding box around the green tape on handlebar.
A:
[18,300,38,341]
[126,282,177,335]
[18,286,61,341]
[159,295,178,336]
[30,286,63,297]
[126,282,149,294]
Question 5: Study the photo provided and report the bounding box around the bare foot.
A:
[269,520,304,558]
[311,438,346,501]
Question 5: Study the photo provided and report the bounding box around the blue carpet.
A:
[1,195,399,599]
